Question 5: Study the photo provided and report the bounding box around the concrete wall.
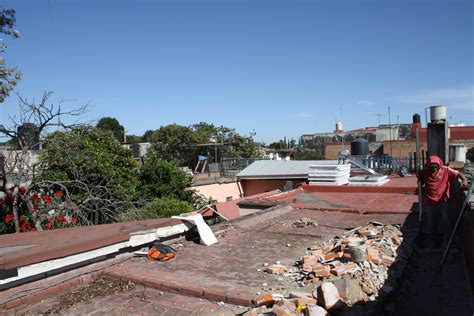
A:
[383,140,428,157]
[299,131,376,157]
[376,126,401,142]
[240,178,305,196]
[325,143,351,159]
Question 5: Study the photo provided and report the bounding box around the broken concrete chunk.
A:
[245,305,268,316]
[381,254,395,266]
[330,262,359,276]
[302,264,314,273]
[322,251,343,262]
[266,264,288,274]
[288,291,312,298]
[322,245,335,254]
[313,265,331,277]
[367,246,382,265]
[329,260,343,268]
[295,296,317,306]
[275,298,297,309]
[305,305,328,316]
[360,229,378,237]
[273,304,298,316]
[319,282,343,310]
[392,236,402,246]
[252,292,282,307]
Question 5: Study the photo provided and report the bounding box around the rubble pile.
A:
[292,218,318,228]
[246,222,412,315]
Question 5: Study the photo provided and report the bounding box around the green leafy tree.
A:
[142,129,155,142]
[0,8,21,103]
[96,117,125,142]
[149,124,197,166]
[118,197,194,221]
[295,151,325,160]
[222,129,261,159]
[139,150,195,203]
[192,122,218,144]
[268,139,289,150]
[39,127,140,223]
[125,134,142,143]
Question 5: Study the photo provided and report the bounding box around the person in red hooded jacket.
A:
[418,155,469,247]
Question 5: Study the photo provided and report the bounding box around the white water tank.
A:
[430,105,447,123]
[335,122,343,132]
[449,144,466,162]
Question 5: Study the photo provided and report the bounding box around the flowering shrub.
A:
[0,189,79,234]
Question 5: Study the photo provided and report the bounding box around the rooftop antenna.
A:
[373,113,384,125]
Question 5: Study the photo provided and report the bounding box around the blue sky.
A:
[1,0,472,143]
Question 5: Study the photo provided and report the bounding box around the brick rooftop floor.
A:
[103,205,415,306]
[267,191,419,214]
[14,283,246,315]
[0,183,423,314]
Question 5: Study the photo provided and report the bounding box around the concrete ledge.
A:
[0,218,191,289]
[0,218,183,270]
[302,183,417,194]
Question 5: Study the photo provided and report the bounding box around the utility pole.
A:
[388,106,393,157]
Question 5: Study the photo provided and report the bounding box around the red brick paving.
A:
[0,256,129,311]
[274,191,418,214]
[14,284,244,315]
[103,206,412,305]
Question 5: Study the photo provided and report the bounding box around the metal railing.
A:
[350,155,412,174]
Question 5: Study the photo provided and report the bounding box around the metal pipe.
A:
[416,128,423,226]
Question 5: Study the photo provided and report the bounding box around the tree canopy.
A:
[148,124,199,166]
[0,8,21,103]
[96,117,125,142]
[39,127,140,223]
[139,150,195,203]
[146,122,262,167]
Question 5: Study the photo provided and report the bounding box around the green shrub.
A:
[118,197,194,221]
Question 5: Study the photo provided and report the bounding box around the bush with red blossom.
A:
[0,189,79,234]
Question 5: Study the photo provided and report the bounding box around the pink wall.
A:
[193,182,242,203]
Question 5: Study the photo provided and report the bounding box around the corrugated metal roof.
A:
[237,160,339,179]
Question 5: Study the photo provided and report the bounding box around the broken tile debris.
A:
[244,222,413,315]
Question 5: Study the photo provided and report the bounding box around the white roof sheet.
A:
[237,160,339,179]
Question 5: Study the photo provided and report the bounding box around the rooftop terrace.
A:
[0,175,472,315]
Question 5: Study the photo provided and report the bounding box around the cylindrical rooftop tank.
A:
[351,138,369,156]
[335,122,343,132]
[430,105,447,123]
[449,144,466,162]
[413,113,421,124]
